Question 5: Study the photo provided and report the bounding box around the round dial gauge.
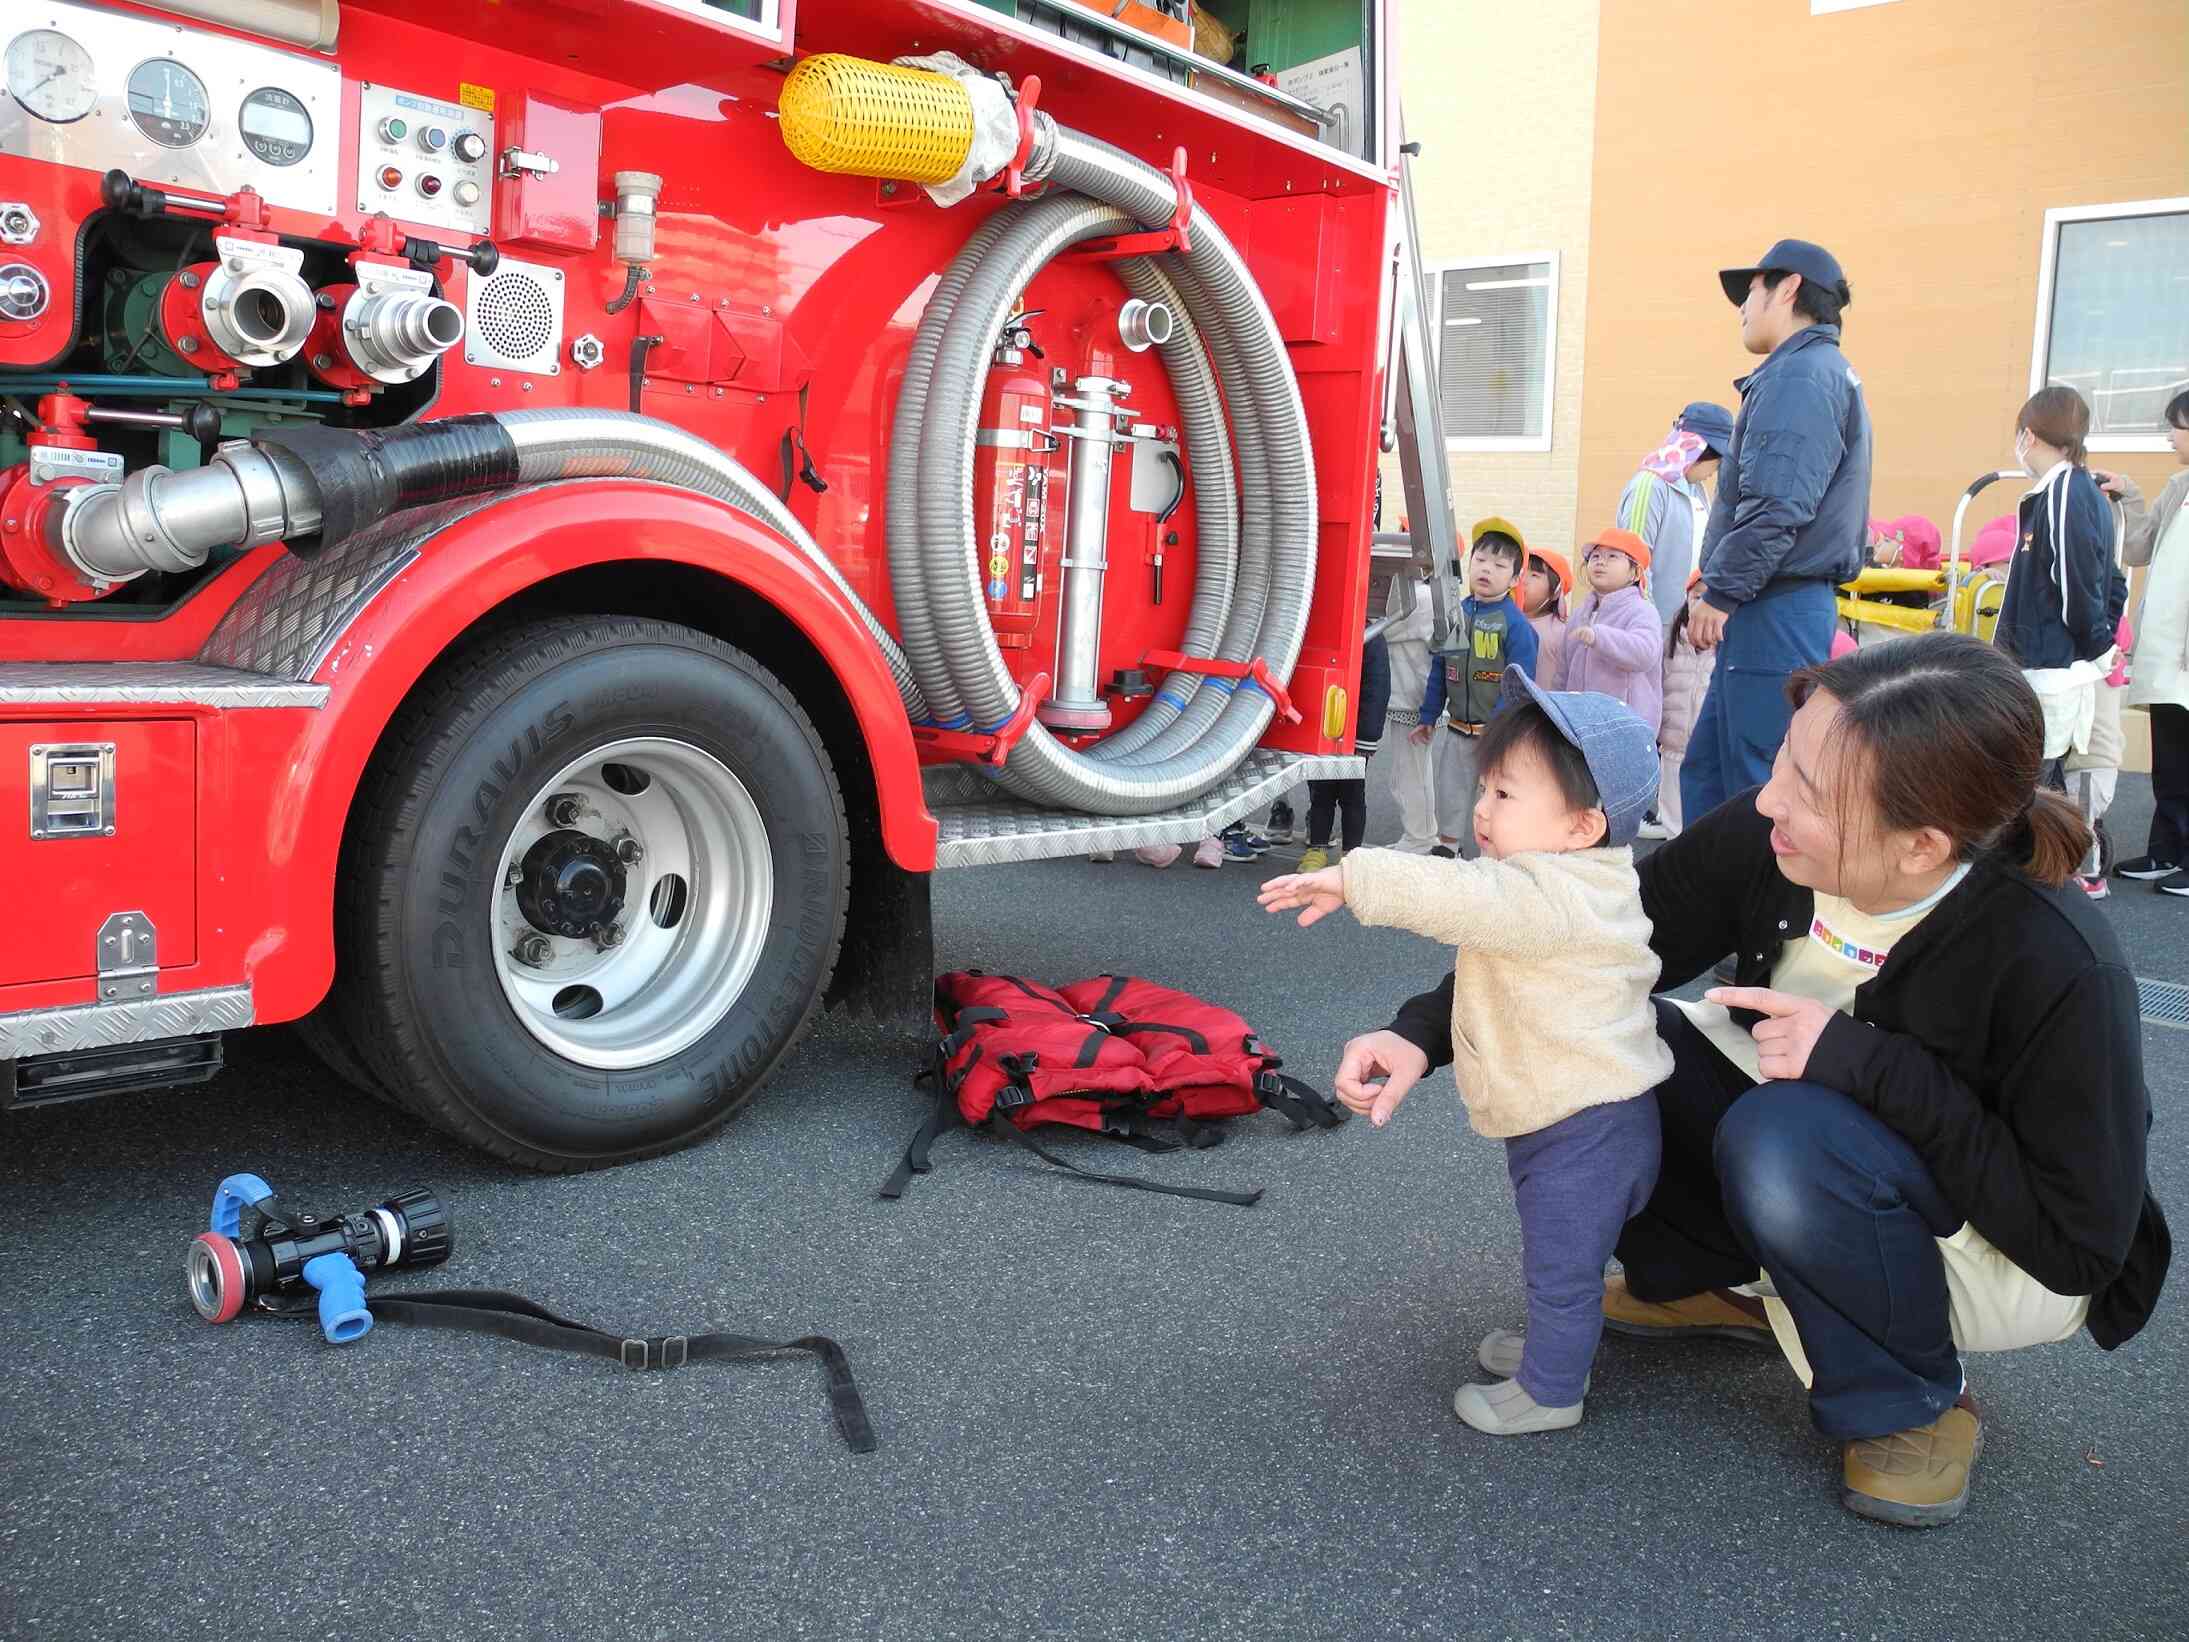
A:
[239,86,311,166]
[6,29,97,124]
[126,58,211,149]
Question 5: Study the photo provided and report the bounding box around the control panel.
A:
[353,83,494,239]
[0,1,340,215]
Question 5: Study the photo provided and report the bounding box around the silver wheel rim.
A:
[490,736,774,1069]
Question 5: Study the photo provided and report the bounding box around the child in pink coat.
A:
[1562,528,1664,737]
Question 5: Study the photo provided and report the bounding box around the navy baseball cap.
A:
[1677,400,1735,458]
[1497,667,1660,848]
[1717,239,1851,308]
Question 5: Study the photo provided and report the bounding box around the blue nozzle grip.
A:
[302,1252,373,1344]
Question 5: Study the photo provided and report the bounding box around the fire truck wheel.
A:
[289,1005,406,1111]
[334,614,850,1169]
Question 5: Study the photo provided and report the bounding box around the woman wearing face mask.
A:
[1332,633,2168,1528]
[1615,402,1734,630]
[1995,386,2129,892]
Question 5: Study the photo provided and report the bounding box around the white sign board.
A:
[1274,46,1367,160]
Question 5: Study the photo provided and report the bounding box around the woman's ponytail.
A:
[2008,788,2094,888]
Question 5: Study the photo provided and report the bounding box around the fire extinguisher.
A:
[972,336,1062,652]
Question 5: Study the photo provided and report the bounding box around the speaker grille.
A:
[463,257,563,375]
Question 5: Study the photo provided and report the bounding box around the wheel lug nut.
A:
[614,833,643,864]
[505,864,523,887]
[545,792,584,827]
[596,921,625,949]
[513,934,552,967]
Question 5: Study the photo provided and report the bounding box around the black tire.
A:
[332,614,849,1170]
[288,1004,407,1111]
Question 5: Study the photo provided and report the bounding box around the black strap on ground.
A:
[1255,1070,1350,1131]
[880,1058,956,1200]
[368,1288,877,1453]
[1100,1105,1183,1154]
[988,1114,1262,1207]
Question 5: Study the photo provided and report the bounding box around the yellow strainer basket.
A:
[778,54,977,185]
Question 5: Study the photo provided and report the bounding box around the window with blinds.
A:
[1430,255,1558,452]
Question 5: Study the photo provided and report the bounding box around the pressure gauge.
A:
[6,29,97,124]
[239,86,312,166]
[127,58,211,149]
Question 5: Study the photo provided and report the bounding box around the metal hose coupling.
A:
[342,288,466,382]
[52,443,323,583]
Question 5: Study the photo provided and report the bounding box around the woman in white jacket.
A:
[2114,389,2189,895]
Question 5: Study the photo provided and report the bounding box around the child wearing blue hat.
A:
[1259,669,1672,1434]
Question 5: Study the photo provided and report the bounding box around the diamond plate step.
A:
[931,750,1362,868]
[0,662,327,709]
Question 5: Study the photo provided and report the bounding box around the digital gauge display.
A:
[6,29,97,124]
[127,58,211,149]
[239,86,312,166]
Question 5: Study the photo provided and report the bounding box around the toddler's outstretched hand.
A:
[1258,866,1344,927]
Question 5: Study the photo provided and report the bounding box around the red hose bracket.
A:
[1065,147,1197,263]
[1141,650,1301,725]
[911,672,1051,768]
[1001,76,1044,200]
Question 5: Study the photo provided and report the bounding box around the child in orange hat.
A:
[1518,547,1574,690]
[1564,527,1665,739]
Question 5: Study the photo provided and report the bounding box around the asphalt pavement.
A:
[4,774,2184,1641]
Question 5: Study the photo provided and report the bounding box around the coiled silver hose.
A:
[893,121,1317,813]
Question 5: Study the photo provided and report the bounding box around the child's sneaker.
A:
[1221,826,1266,862]
[1429,844,1458,859]
[1193,836,1225,869]
[1134,844,1181,868]
[2076,873,2110,900]
[1087,851,1116,863]
[1265,801,1295,844]
[1298,846,1330,873]
[1635,814,1674,841]
[2115,855,2178,881]
[1451,1378,1583,1435]
[1475,1329,1589,1393]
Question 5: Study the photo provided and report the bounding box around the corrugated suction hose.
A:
[789,60,1317,816]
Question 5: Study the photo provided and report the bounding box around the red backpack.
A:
[880,971,1347,1206]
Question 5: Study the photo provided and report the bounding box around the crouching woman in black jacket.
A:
[1344,632,2168,1528]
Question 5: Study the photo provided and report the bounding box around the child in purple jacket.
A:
[1563,527,1664,738]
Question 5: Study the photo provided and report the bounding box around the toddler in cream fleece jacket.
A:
[1260,668,1671,1435]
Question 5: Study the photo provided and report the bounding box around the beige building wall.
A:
[1392,0,1600,555]
[1578,0,2189,538]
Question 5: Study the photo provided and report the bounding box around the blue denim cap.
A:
[1677,400,1735,458]
[1716,238,1850,308]
[1497,667,1660,848]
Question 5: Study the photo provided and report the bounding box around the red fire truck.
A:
[0,0,1458,1167]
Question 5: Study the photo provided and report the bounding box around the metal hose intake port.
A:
[1117,298,1174,352]
[344,288,466,382]
[776,54,977,184]
[197,249,316,368]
